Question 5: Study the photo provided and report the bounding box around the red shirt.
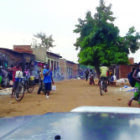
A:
[10,67,21,82]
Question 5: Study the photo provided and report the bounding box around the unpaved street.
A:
[0,79,138,117]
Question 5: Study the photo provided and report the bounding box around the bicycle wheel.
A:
[14,83,25,102]
[104,81,107,92]
[99,81,103,96]
[27,80,34,93]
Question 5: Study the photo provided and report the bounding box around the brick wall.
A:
[119,65,136,78]
[72,63,78,78]
[13,45,33,54]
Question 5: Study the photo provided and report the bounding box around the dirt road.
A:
[0,79,138,117]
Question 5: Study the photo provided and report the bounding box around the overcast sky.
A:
[0,0,140,63]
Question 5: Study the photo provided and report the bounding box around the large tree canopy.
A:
[74,0,140,75]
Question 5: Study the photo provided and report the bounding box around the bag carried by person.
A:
[52,85,56,91]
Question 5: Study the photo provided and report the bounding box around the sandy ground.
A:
[0,79,139,117]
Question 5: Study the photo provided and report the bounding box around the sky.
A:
[0,0,140,63]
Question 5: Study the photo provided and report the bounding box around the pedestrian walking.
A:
[43,64,54,99]
[89,69,95,85]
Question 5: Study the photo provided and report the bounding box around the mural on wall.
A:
[0,52,8,68]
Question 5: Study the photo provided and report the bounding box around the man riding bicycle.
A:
[99,64,109,92]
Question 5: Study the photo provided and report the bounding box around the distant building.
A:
[32,47,47,63]
[0,48,35,67]
[0,51,8,68]
[110,64,137,79]
[13,45,33,54]
[59,59,78,79]
[32,47,79,79]
[46,51,62,77]
[59,58,67,79]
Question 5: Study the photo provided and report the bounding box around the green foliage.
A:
[34,32,55,50]
[74,0,140,68]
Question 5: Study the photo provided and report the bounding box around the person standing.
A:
[89,69,95,85]
[128,64,140,107]
[43,64,54,99]
[85,69,89,81]
[37,65,44,94]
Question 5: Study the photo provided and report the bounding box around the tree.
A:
[74,0,140,76]
[34,32,55,50]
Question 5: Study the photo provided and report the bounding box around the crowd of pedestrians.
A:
[0,62,61,99]
[84,67,116,86]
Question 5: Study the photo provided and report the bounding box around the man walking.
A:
[43,64,54,99]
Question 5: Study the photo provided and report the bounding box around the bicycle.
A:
[12,78,25,101]
[99,77,108,96]
[24,77,35,93]
[12,77,35,101]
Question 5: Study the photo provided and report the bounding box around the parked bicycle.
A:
[24,77,35,93]
[12,77,35,101]
[12,78,24,101]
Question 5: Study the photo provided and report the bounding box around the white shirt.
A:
[15,70,23,78]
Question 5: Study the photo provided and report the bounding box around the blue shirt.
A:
[43,68,52,83]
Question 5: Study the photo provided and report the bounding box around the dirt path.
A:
[0,79,138,117]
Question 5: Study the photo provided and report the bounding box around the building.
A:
[59,58,67,79]
[0,51,8,68]
[46,51,62,77]
[59,59,79,79]
[66,60,78,79]
[110,64,137,79]
[32,47,63,76]
[13,45,33,54]
[32,47,47,63]
[32,47,79,79]
[0,48,35,67]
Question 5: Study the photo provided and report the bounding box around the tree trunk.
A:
[95,65,100,79]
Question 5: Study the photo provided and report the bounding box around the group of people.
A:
[0,65,13,89]
[0,64,34,90]
[0,63,54,99]
[2,61,140,105]
[85,69,96,85]
[84,64,116,92]
[84,63,140,107]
